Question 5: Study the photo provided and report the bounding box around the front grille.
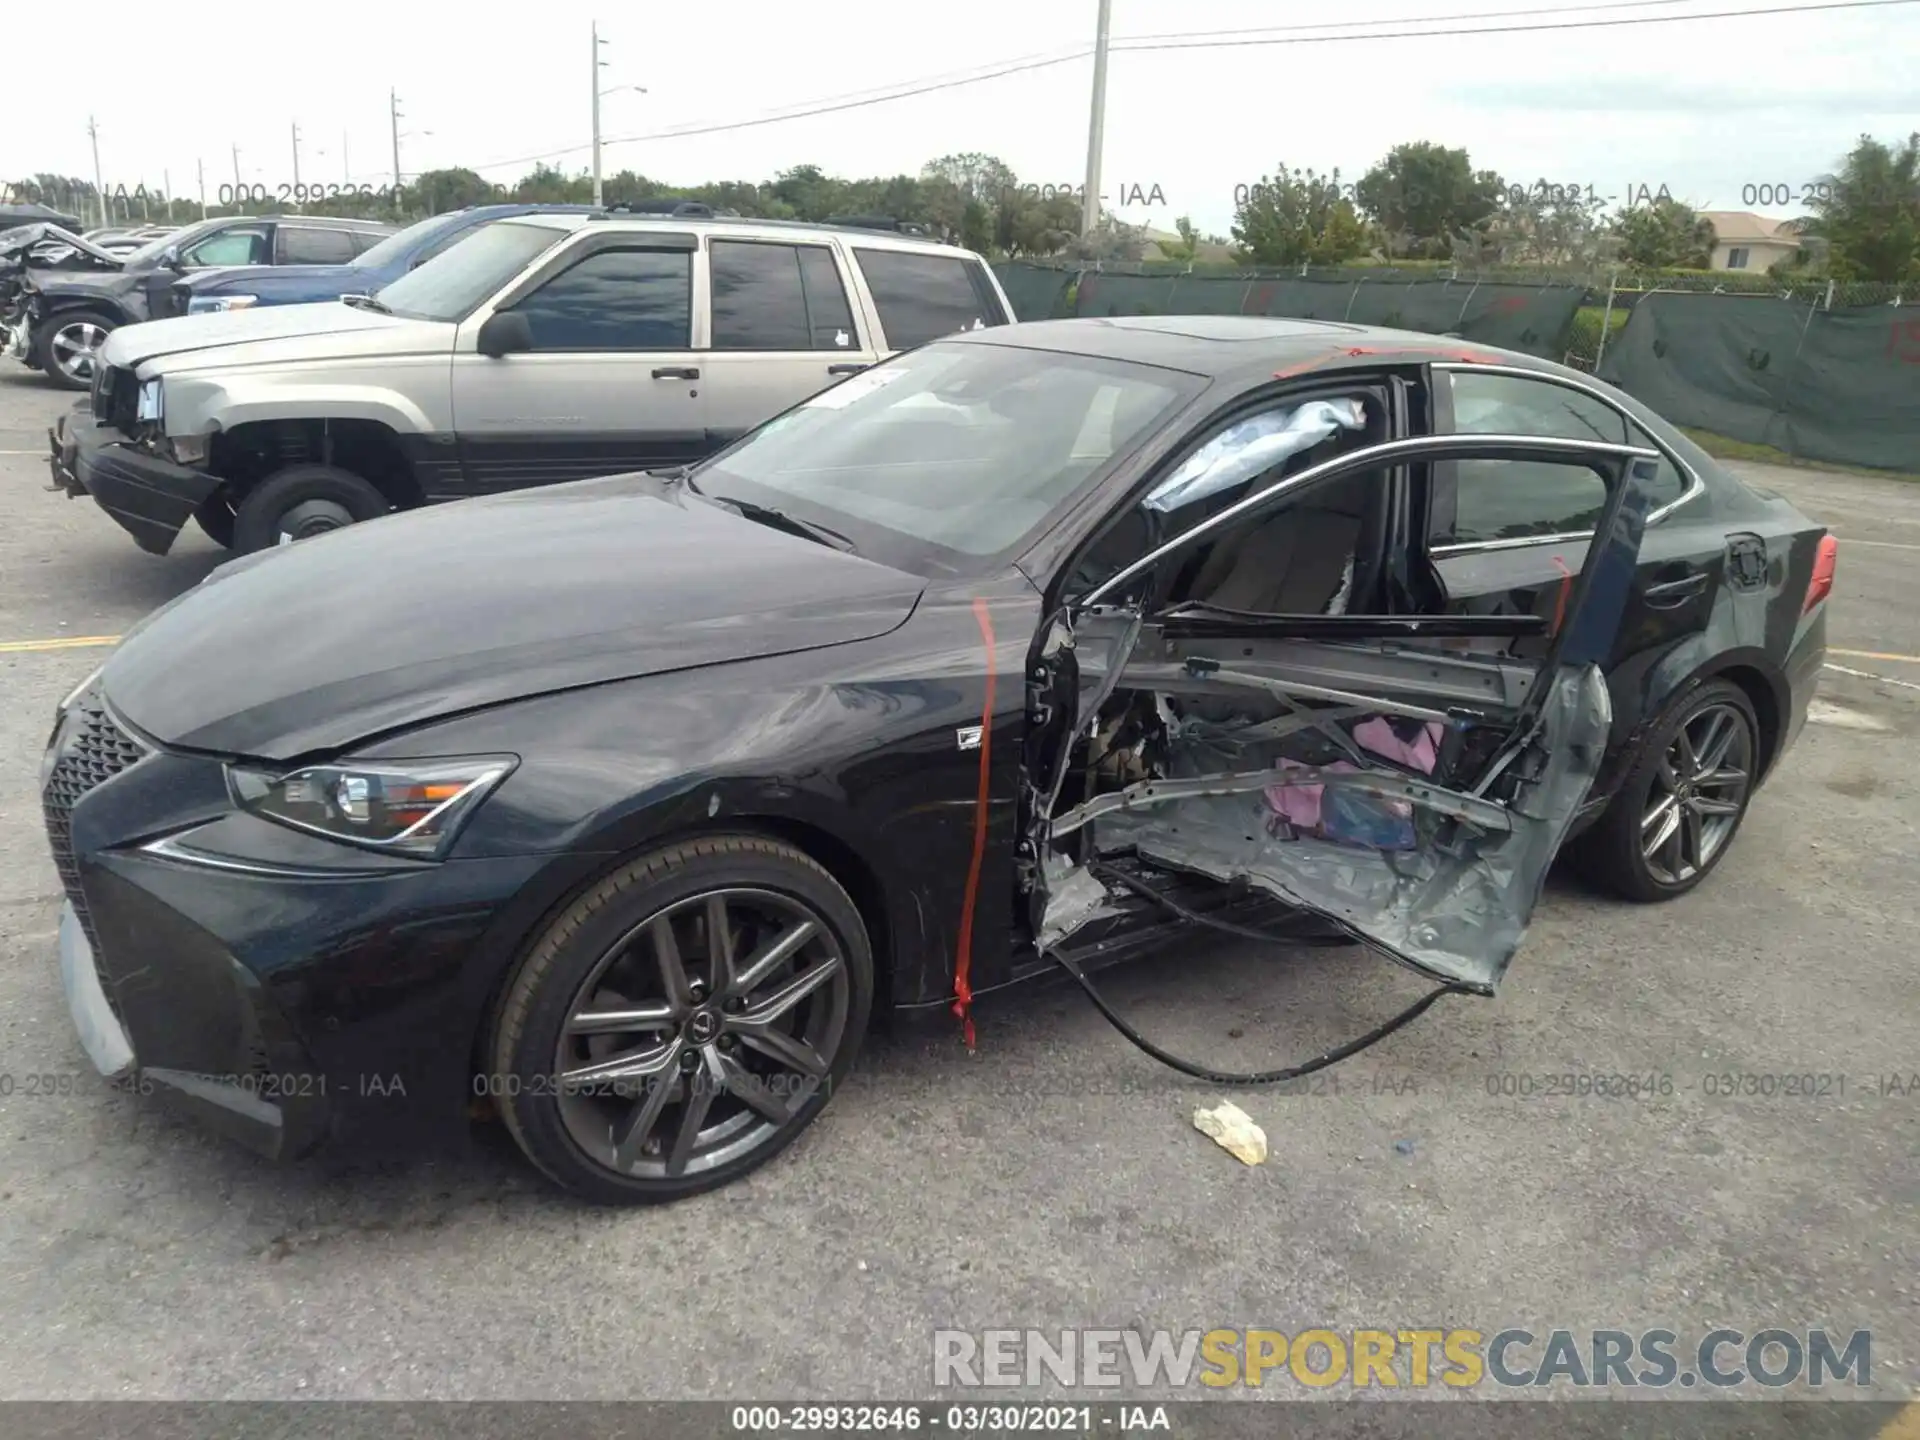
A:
[42,694,148,966]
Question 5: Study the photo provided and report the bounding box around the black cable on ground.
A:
[1053,859,1472,1085]
[1087,859,1355,947]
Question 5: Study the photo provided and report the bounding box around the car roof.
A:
[498,210,982,257]
[944,313,1579,386]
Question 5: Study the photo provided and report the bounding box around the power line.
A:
[1112,0,1919,52]
[1118,0,1733,43]
[463,45,1093,177]
[413,0,1920,181]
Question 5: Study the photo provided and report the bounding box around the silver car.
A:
[50,212,1017,554]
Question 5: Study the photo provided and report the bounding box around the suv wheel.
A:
[487,835,874,1205]
[233,464,391,554]
[34,310,116,390]
[1572,678,1760,902]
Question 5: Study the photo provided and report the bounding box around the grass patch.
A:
[1681,428,1920,482]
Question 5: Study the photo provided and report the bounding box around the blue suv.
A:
[169,203,602,318]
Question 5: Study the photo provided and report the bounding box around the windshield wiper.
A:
[702,491,857,553]
[342,293,392,314]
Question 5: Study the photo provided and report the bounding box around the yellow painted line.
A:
[0,634,121,654]
[1876,1401,1920,1439]
[1831,648,1920,666]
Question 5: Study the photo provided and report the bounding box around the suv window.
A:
[183,226,268,267]
[709,240,856,351]
[852,249,1002,349]
[511,247,692,350]
[1439,371,1687,547]
[277,226,358,265]
[349,229,389,256]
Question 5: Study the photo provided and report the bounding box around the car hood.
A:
[101,473,926,760]
[103,301,433,371]
[0,223,124,268]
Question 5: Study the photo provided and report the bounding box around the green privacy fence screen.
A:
[1597,293,1920,474]
[990,262,1919,473]
[989,262,1587,357]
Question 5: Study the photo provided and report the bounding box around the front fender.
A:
[39,292,133,325]
[172,378,438,438]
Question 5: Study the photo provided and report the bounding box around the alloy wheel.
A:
[49,322,108,384]
[1640,700,1754,886]
[553,887,851,1180]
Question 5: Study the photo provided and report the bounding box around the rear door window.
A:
[852,248,1006,349]
[709,240,857,350]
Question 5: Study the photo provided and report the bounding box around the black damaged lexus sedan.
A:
[42,317,1833,1203]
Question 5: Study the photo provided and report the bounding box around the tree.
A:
[1155,216,1201,262]
[1610,197,1715,269]
[1797,132,1920,282]
[409,168,501,215]
[1230,165,1368,266]
[1457,183,1613,267]
[1354,143,1505,259]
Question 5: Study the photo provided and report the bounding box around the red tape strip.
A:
[951,598,998,1049]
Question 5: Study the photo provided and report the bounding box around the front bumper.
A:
[49,410,219,556]
[4,313,31,363]
[43,691,550,1161]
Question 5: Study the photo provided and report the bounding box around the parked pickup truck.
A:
[6,213,395,389]
[49,209,1015,554]
[173,202,602,317]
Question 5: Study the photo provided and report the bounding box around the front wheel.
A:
[34,310,117,390]
[488,835,874,1205]
[1573,678,1760,902]
[232,464,391,554]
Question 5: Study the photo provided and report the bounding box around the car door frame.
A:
[1029,430,1666,994]
[447,226,710,493]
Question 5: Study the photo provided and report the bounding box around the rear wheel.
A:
[488,835,874,1205]
[1573,678,1759,902]
[34,309,116,390]
[232,464,390,554]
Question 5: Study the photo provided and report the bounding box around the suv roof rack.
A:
[599,199,715,218]
[823,214,929,235]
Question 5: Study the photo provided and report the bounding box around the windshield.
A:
[372,221,567,322]
[350,212,468,271]
[693,341,1198,576]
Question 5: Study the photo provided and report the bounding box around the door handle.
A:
[651,366,700,380]
[827,363,868,375]
[1643,571,1710,608]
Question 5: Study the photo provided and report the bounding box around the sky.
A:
[5,0,1915,238]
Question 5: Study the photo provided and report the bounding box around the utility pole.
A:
[163,168,171,221]
[291,121,302,195]
[1080,0,1113,239]
[389,89,403,189]
[591,21,608,207]
[197,158,207,218]
[87,115,107,228]
[232,144,244,211]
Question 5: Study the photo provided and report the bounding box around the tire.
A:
[488,835,874,1205]
[1572,678,1760,903]
[33,309,117,390]
[194,494,237,548]
[232,463,391,554]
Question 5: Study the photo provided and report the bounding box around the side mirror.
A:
[476,310,533,358]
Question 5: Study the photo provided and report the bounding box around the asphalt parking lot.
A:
[0,366,1914,1416]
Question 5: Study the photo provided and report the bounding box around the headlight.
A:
[136,378,162,423]
[186,294,258,315]
[227,755,517,858]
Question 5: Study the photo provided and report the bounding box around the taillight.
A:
[1803,533,1838,614]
